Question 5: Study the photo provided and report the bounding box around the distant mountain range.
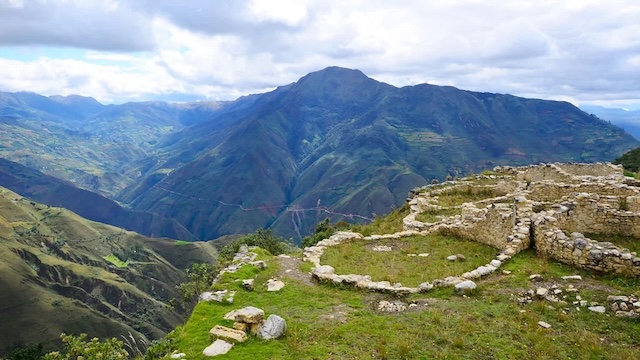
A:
[1,67,638,242]
[580,105,640,140]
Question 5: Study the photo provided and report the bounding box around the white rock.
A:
[170,353,186,359]
[537,321,552,329]
[490,260,502,268]
[209,325,247,343]
[267,279,285,292]
[203,339,233,357]
[454,280,477,293]
[447,255,458,261]
[536,288,549,297]
[418,253,429,257]
[588,306,606,313]
[233,306,264,323]
[257,314,287,340]
[561,275,582,281]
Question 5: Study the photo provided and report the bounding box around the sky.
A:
[0,0,638,109]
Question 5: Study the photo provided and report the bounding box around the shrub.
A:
[176,263,218,303]
[219,229,295,260]
[302,218,335,248]
[42,333,128,360]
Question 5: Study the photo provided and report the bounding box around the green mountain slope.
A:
[0,186,217,353]
[0,158,195,240]
[119,67,639,242]
[0,92,232,197]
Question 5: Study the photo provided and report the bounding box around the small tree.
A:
[176,262,218,304]
[43,333,128,360]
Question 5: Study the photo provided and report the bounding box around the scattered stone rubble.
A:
[202,306,287,357]
[303,162,640,296]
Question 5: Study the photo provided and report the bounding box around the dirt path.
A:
[275,255,315,286]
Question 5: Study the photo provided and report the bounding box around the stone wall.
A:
[533,214,640,276]
[547,193,640,238]
[528,181,639,202]
[555,163,623,177]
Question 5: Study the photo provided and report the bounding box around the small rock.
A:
[588,306,606,314]
[257,314,287,340]
[418,282,434,292]
[619,302,629,311]
[233,306,264,323]
[538,321,552,329]
[607,295,629,302]
[223,310,238,320]
[267,279,285,292]
[277,254,291,258]
[502,270,512,275]
[170,353,186,359]
[611,303,620,312]
[561,275,582,281]
[529,274,543,282]
[233,322,248,331]
[249,260,267,270]
[456,254,466,261]
[580,300,588,307]
[242,279,254,291]
[209,325,247,343]
[407,253,417,257]
[418,253,429,257]
[490,259,502,268]
[372,245,393,252]
[203,339,233,357]
[454,280,477,293]
[536,288,549,298]
[378,300,407,312]
[447,255,458,261]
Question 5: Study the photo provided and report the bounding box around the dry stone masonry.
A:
[303,162,640,295]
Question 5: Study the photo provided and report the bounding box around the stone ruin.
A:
[303,162,640,295]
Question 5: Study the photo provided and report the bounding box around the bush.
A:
[42,333,128,360]
[176,263,218,303]
[3,343,44,360]
[302,219,335,248]
[219,229,294,260]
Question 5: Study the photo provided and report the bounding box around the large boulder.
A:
[257,314,287,340]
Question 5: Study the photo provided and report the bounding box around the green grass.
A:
[584,233,640,254]
[415,207,462,223]
[320,235,499,286]
[348,204,409,236]
[436,187,498,207]
[102,254,129,268]
[169,247,640,360]
[174,240,191,246]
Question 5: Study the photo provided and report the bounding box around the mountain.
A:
[0,186,218,353]
[117,67,639,242]
[0,91,233,197]
[0,158,195,240]
[580,105,640,140]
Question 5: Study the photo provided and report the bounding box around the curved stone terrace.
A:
[303,162,640,296]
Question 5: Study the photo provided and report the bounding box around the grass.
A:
[436,187,498,207]
[415,207,462,223]
[348,204,409,236]
[584,233,640,254]
[169,246,640,360]
[320,234,499,286]
[103,254,129,268]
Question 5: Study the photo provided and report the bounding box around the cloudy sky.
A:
[0,0,638,108]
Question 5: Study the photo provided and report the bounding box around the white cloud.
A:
[0,0,637,107]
